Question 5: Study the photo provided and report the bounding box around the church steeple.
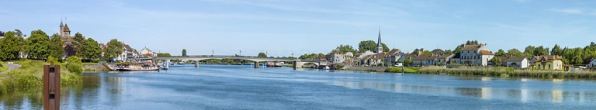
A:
[377,27,383,53]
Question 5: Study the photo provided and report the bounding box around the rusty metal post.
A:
[43,62,60,110]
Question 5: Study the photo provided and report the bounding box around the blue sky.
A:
[1,0,595,57]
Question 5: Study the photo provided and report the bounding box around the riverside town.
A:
[1,0,596,109]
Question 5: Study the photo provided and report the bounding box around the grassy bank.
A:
[0,60,82,94]
[385,67,420,73]
[0,64,8,72]
[83,63,110,72]
[418,66,596,79]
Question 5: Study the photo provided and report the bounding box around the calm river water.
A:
[2,65,596,109]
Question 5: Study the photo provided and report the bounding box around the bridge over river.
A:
[152,55,326,70]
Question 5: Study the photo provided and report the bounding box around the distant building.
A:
[376,29,383,53]
[326,52,353,63]
[140,47,156,57]
[532,55,563,70]
[454,44,494,66]
[115,43,140,62]
[586,57,596,68]
[431,49,444,56]
[498,57,529,69]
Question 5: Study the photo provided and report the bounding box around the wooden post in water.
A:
[43,62,60,110]
[254,62,259,68]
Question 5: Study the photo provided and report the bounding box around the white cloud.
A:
[551,8,583,14]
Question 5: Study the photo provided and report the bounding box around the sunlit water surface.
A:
[2,65,596,109]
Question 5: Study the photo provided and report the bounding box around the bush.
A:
[66,56,83,75]
[46,56,60,64]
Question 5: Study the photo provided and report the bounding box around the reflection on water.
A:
[332,77,596,104]
[1,65,596,109]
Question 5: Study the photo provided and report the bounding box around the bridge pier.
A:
[195,61,199,68]
[293,60,304,70]
[254,62,259,68]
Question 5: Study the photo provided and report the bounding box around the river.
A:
[2,65,596,109]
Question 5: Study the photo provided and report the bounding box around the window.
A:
[548,64,551,69]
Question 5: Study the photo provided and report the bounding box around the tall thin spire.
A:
[377,26,383,53]
[377,26,381,47]
[60,18,64,27]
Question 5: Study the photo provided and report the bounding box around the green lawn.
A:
[0,64,8,72]
[385,67,420,73]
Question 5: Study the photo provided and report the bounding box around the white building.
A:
[140,47,156,57]
[502,57,529,69]
[456,44,494,66]
[326,52,353,63]
[586,58,596,68]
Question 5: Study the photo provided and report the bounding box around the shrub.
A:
[47,56,61,64]
[66,56,83,75]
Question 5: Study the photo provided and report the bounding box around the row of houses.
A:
[99,42,157,62]
[325,42,567,70]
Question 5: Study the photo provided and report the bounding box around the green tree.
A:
[358,40,377,53]
[47,56,60,64]
[73,32,85,57]
[507,48,524,57]
[80,38,102,59]
[103,39,123,61]
[381,43,389,52]
[495,49,506,57]
[257,52,267,58]
[14,29,23,37]
[411,48,420,54]
[182,49,187,56]
[335,45,357,53]
[524,45,535,55]
[403,59,413,66]
[26,30,51,59]
[422,50,432,56]
[0,31,21,60]
[157,53,172,57]
[48,33,65,59]
[66,56,83,75]
[551,44,562,55]
[490,57,502,66]
[444,49,453,55]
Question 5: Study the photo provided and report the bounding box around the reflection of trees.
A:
[456,88,482,97]
[0,89,43,109]
[106,77,123,107]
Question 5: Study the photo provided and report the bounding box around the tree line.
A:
[0,29,124,62]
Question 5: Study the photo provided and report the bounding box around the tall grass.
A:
[417,66,596,79]
[0,60,82,94]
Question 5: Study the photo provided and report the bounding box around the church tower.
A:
[376,28,383,53]
[60,19,64,37]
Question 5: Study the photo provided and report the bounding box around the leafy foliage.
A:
[157,53,172,57]
[66,56,83,75]
[182,49,187,56]
[26,30,51,59]
[334,45,357,53]
[257,52,267,58]
[80,38,101,59]
[102,39,123,61]
[48,33,65,59]
[491,57,502,66]
[0,31,21,60]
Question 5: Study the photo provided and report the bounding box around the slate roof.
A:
[461,45,482,51]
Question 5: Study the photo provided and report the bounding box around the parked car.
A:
[394,63,403,67]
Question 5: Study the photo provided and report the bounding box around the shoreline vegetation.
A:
[0,60,82,94]
[382,66,596,79]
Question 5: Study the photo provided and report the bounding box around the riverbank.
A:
[83,63,110,72]
[0,60,82,94]
[416,66,596,79]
